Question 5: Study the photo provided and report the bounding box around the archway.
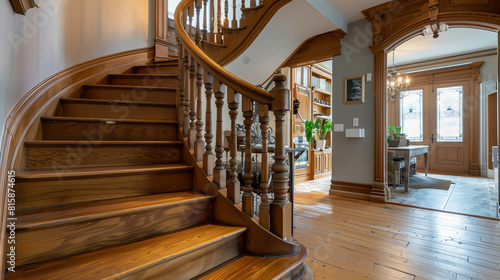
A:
[361,0,500,203]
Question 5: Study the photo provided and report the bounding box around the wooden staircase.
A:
[5,59,308,279]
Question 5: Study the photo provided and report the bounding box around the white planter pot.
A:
[316,139,326,150]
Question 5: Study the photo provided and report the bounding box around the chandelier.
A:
[387,49,410,101]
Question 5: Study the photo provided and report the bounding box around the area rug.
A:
[408,175,454,190]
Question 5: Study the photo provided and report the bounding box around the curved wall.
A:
[0,0,154,153]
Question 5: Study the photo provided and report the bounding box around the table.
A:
[388,145,429,192]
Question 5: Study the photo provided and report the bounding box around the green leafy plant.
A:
[305,119,332,143]
[387,125,402,141]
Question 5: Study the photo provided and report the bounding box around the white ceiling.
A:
[391,28,498,66]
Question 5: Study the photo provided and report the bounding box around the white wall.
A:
[331,19,375,184]
[0,0,154,154]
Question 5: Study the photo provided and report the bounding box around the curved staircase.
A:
[5,58,309,279]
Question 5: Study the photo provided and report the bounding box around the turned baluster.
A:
[188,56,197,149]
[224,0,229,27]
[258,103,271,230]
[217,0,223,42]
[231,0,237,27]
[209,0,215,42]
[202,0,208,41]
[240,0,246,26]
[177,47,186,131]
[203,71,215,175]
[227,88,241,204]
[195,0,202,44]
[250,0,256,7]
[269,71,292,241]
[188,3,194,39]
[194,63,205,161]
[242,96,254,216]
[183,51,191,138]
[213,79,226,189]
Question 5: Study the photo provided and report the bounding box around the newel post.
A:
[269,71,292,241]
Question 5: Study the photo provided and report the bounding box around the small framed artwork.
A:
[344,75,365,104]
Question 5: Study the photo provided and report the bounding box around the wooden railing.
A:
[175,0,292,240]
[181,0,291,65]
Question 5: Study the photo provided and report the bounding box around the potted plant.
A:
[305,119,332,150]
[387,125,404,146]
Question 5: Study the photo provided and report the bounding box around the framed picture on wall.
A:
[344,75,365,104]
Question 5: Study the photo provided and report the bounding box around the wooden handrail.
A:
[175,0,294,241]
[175,0,274,105]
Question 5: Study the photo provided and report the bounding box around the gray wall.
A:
[0,0,155,154]
[331,19,375,184]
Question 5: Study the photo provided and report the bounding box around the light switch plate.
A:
[334,123,344,132]
[353,118,359,127]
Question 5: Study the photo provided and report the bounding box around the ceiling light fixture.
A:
[387,49,410,101]
[423,22,449,38]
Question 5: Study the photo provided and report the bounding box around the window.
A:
[399,89,423,142]
[436,86,463,142]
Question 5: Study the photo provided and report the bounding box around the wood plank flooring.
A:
[292,190,500,280]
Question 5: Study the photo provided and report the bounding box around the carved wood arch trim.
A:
[361,0,500,202]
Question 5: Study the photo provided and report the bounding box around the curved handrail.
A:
[175,0,274,105]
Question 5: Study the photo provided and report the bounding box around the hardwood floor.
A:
[293,189,500,280]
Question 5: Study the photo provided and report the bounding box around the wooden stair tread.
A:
[17,191,213,229]
[24,140,183,146]
[16,163,193,180]
[41,116,178,124]
[108,73,178,78]
[83,84,177,90]
[8,224,247,280]
[195,244,309,280]
[60,97,175,107]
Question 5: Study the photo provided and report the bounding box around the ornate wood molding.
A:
[282,29,346,68]
[10,0,38,15]
[360,0,500,200]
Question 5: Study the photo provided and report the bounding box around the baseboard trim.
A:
[330,180,372,201]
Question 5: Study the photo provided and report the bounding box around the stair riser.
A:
[84,86,177,104]
[133,65,179,75]
[16,171,193,210]
[122,232,245,280]
[61,102,176,121]
[108,75,178,88]
[15,199,214,266]
[25,144,182,169]
[42,120,178,141]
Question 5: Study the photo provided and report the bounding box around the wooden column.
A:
[497,30,500,216]
[154,0,169,61]
[242,96,254,217]
[195,63,205,161]
[258,103,271,230]
[369,46,389,202]
[213,80,227,189]
[269,71,292,241]
[183,52,191,138]
[188,56,197,149]
[203,71,215,175]
[227,88,241,204]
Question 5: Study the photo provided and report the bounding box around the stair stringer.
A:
[179,131,302,257]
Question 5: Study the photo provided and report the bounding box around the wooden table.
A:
[388,145,429,192]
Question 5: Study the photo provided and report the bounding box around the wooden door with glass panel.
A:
[399,82,470,174]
